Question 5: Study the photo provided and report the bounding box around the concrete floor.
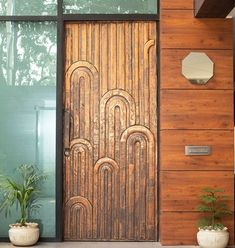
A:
[0,242,198,248]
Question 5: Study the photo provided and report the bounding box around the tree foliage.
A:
[0,164,46,226]
[0,21,56,86]
[0,0,57,16]
[64,0,156,14]
[196,188,232,230]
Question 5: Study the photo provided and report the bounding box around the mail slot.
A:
[185,146,211,156]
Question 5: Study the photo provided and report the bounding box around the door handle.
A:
[64,110,71,157]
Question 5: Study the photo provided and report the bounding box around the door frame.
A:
[56,4,160,242]
[0,1,159,243]
[0,4,159,242]
[62,21,158,241]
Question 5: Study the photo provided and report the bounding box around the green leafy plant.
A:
[0,164,46,226]
[196,188,232,230]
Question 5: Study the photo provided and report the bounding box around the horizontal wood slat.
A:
[161,49,233,90]
[160,90,234,130]
[160,171,234,211]
[160,130,234,170]
[161,10,233,49]
[160,0,234,246]
[160,212,234,245]
[161,0,193,10]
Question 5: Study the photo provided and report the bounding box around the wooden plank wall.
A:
[160,0,234,245]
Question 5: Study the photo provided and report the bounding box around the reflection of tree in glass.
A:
[63,0,156,14]
[0,22,56,86]
[0,0,57,15]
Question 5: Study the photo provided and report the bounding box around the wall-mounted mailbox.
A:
[185,146,211,156]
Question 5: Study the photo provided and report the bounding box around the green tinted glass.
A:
[63,0,157,14]
[0,0,57,15]
[0,22,57,237]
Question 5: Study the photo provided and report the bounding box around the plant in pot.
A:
[196,188,232,248]
[0,164,46,246]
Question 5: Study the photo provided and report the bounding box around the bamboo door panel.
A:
[63,22,157,241]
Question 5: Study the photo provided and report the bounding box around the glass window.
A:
[0,0,57,16]
[0,21,57,238]
[63,0,157,14]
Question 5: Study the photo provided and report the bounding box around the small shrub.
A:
[196,188,232,230]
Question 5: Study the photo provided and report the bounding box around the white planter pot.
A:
[197,229,229,248]
[9,223,39,246]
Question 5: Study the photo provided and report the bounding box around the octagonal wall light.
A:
[182,52,214,85]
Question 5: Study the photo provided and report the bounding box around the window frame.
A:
[0,0,159,242]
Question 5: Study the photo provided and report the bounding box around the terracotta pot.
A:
[9,223,39,246]
[197,228,229,248]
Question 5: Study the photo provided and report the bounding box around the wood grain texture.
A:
[160,130,234,170]
[161,49,233,90]
[64,22,157,241]
[161,10,233,49]
[160,90,234,130]
[160,1,234,246]
[161,0,193,10]
[160,171,234,211]
[160,212,234,245]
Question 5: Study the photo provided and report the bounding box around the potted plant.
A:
[0,164,46,246]
[196,188,232,248]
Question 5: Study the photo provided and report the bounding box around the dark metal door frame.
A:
[0,0,159,242]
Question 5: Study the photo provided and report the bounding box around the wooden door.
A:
[63,21,157,241]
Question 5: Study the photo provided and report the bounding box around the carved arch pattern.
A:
[64,138,93,201]
[120,126,155,239]
[100,89,136,160]
[93,157,119,239]
[65,61,100,160]
[64,196,93,239]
